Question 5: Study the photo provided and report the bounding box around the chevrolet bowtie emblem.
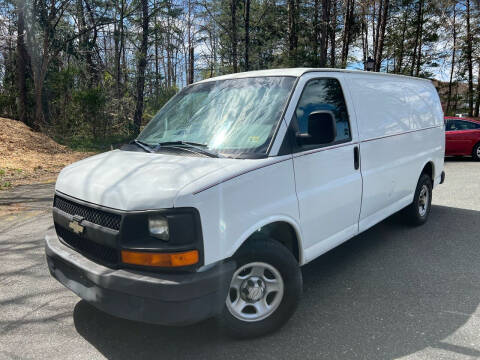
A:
[68,216,84,235]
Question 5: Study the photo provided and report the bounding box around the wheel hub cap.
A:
[226,262,284,322]
[418,185,429,217]
[241,276,266,302]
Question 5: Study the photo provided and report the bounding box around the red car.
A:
[445,116,480,161]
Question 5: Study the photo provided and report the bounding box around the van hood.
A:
[55,150,237,210]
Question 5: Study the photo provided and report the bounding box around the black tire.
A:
[220,238,302,339]
[404,173,432,226]
[472,143,480,161]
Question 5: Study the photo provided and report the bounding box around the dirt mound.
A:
[0,118,71,154]
[0,118,93,189]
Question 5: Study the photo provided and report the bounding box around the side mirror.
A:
[296,110,337,145]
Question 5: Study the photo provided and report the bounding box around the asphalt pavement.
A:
[0,158,479,360]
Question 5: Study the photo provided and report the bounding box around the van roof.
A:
[196,68,433,84]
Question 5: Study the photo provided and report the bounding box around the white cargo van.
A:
[45,68,445,338]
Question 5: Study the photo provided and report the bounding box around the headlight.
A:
[148,215,169,241]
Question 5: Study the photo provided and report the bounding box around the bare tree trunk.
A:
[165,0,172,87]
[210,19,217,77]
[341,0,354,68]
[174,47,179,83]
[122,27,127,87]
[361,2,368,67]
[113,2,120,92]
[186,0,195,84]
[184,43,189,86]
[374,0,388,72]
[33,72,46,130]
[329,0,337,67]
[396,9,408,73]
[474,65,480,117]
[16,0,29,126]
[373,0,382,62]
[288,0,298,66]
[166,39,171,87]
[244,0,250,70]
[319,0,329,66]
[231,0,238,72]
[446,5,456,114]
[154,0,159,96]
[415,0,423,76]
[114,0,125,96]
[77,0,93,85]
[465,0,474,116]
[84,0,100,84]
[371,0,377,57]
[32,31,50,130]
[411,0,423,76]
[133,0,149,135]
[313,0,319,65]
[189,47,194,83]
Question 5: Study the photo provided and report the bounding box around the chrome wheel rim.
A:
[418,185,429,217]
[226,262,284,322]
[476,146,480,158]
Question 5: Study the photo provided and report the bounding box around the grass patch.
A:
[0,168,15,189]
[0,181,12,190]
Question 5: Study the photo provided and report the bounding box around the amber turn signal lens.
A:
[121,250,199,267]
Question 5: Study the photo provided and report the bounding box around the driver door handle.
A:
[354,146,360,170]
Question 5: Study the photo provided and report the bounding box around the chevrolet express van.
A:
[45,68,445,338]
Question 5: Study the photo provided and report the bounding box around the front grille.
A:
[56,226,119,265]
[54,195,121,230]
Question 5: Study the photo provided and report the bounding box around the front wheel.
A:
[220,239,302,338]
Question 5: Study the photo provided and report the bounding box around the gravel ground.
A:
[0,158,479,360]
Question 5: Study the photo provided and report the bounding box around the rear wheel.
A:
[404,173,432,226]
[220,239,302,339]
[473,143,480,161]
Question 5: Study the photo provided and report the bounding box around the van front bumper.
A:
[45,231,235,326]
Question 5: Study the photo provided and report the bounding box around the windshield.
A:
[137,76,296,158]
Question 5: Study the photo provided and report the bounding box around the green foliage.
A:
[73,87,106,118]
[60,133,135,152]
[0,93,16,118]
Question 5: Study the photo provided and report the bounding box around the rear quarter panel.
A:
[345,74,444,232]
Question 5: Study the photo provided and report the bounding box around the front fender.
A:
[174,158,301,266]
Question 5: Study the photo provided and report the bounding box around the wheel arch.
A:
[229,217,304,265]
[420,160,435,182]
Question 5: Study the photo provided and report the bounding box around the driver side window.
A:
[293,78,351,150]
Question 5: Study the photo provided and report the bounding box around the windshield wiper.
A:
[131,139,154,153]
[156,141,208,147]
[155,141,222,158]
